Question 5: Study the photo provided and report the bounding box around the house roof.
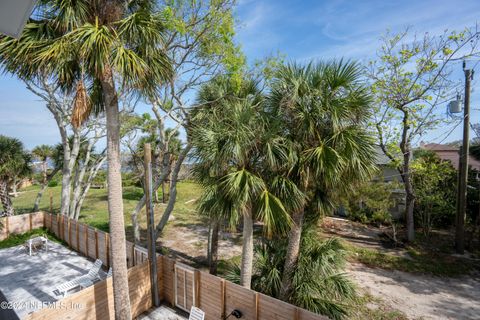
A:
[422,143,458,151]
[422,143,480,170]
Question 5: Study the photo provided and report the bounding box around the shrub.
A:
[340,181,397,226]
[411,152,456,235]
[226,229,356,320]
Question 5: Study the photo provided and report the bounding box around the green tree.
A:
[340,180,397,225]
[191,76,292,286]
[411,151,457,235]
[0,136,31,216]
[32,144,54,185]
[368,28,480,242]
[268,61,377,301]
[32,143,62,212]
[0,1,172,318]
[129,0,244,242]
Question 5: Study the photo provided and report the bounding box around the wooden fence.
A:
[0,211,44,241]
[43,212,148,268]
[5,212,327,320]
[24,262,152,320]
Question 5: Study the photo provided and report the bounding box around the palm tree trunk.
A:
[0,180,14,216]
[101,65,132,320]
[279,209,304,301]
[240,208,254,289]
[11,177,18,198]
[208,220,220,275]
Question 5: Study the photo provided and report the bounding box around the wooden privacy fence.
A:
[43,212,148,268]
[24,261,152,320]
[0,211,44,241]
[6,212,327,320]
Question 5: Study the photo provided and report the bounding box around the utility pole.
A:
[144,143,159,306]
[455,66,473,254]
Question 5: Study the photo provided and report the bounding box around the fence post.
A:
[255,292,259,320]
[68,220,72,246]
[43,211,46,229]
[29,213,32,231]
[56,215,60,237]
[144,143,159,307]
[132,244,136,267]
[85,225,88,256]
[49,190,53,213]
[76,222,80,250]
[95,229,99,259]
[294,307,300,320]
[106,233,110,268]
[194,270,200,307]
[221,279,226,319]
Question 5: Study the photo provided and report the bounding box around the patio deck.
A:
[0,241,102,319]
[139,305,188,320]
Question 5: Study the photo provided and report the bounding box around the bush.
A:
[411,152,456,235]
[226,229,356,320]
[340,181,398,226]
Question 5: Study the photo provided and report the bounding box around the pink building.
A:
[422,143,480,170]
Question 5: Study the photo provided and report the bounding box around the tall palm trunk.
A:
[101,65,132,320]
[279,209,304,301]
[207,220,220,275]
[240,208,254,288]
[0,180,14,216]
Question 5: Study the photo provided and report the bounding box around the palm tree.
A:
[226,229,356,320]
[0,135,31,216]
[0,1,171,318]
[191,76,292,287]
[268,61,378,300]
[32,144,54,185]
[33,143,63,212]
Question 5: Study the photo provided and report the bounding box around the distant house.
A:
[421,143,480,170]
[374,147,401,182]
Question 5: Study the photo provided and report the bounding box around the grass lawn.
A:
[12,181,203,238]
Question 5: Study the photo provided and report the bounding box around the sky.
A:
[0,0,480,149]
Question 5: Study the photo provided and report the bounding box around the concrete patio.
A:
[0,241,101,319]
[139,305,188,320]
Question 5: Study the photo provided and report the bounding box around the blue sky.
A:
[1,0,479,149]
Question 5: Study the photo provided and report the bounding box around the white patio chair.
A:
[189,306,205,320]
[55,259,103,296]
[83,259,104,282]
[55,277,93,297]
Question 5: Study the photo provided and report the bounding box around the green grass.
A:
[346,242,477,277]
[12,181,204,236]
[0,227,65,249]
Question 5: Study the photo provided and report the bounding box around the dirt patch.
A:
[348,262,480,320]
[158,222,242,266]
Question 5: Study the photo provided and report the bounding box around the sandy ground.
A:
[323,217,480,319]
[157,215,480,319]
[348,262,480,319]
